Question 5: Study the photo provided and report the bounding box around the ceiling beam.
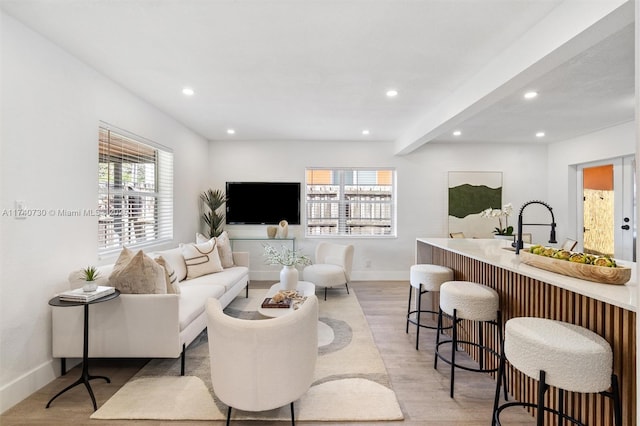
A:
[394,0,634,156]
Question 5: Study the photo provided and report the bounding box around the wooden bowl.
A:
[519,249,631,285]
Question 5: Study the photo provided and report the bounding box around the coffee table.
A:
[258,281,315,318]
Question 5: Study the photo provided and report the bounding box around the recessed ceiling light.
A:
[386,89,398,98]
[524,91,538,99]
[182,87,195,96]
[227,129,235,135]
[536,131,545,138]
[453,130,462,136]
[362,129,370,135]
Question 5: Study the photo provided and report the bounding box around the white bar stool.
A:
[434,280,506,399]
[492,317,622,426]
[405,264,453,350]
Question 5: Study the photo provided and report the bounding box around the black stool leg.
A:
[557,388,564,426]
[226,406,232,426]
[450,308,458,398]
[478,320,484,370]
[290,401,295,426]
[611,374,622,426]
[406,283,413,334]
[434,308,443,369]
[415,284,422,350]
[492,348,506,426]
[536,370,548,426]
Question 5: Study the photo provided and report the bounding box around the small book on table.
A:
[261,297,292,308]
[59,286,115,302]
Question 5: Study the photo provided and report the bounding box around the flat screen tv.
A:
[226,182,301,225]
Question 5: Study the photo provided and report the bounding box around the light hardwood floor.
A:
[1,281,535,425]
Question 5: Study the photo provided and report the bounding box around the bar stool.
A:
[406,264,454,350]
[492,317,622,426]
[434,280,506,399]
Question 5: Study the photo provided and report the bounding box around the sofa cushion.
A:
[181,265,249,292]
[181,240,223,279]
[178,283,226,331]
[196,232,234,268]
[154,247,187,282]
[109,248,167,294]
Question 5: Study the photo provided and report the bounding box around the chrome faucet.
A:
[514,200,557,254]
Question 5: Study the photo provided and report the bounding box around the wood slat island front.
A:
[417,238,637,426]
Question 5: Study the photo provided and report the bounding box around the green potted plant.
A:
[201,189,227,238]
[480,203,514,239]
[82,266,100,292]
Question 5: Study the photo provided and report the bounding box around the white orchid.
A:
[481,203,514,235]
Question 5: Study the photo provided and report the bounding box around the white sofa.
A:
[51,248,249,375]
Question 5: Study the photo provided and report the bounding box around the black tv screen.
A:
[226,182,301,225]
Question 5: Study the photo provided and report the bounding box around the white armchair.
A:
[303,242,354,300]
[206,295,318,425]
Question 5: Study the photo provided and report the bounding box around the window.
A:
[98,123,173,255]
[306,168,396,237]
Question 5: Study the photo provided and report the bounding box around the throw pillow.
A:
[181,239,223,279]
[109,249,167,294]
[154,255,180,294]
[196,231,234,268]
[154,247,187,282]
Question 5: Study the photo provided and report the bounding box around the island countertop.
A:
[417,237,637,311]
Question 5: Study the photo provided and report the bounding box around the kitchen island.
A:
[417,237,636,426]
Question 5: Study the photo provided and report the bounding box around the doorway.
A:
[577,155,636,261]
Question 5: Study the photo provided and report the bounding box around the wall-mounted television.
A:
[225,182,301,225]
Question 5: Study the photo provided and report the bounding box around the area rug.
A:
[91,289,404,422]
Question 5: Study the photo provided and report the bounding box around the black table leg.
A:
[46,304,110,411]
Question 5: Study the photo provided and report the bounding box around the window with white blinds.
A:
[98,124,173,255]
[306,168,396,237]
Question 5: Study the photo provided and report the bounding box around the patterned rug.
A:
[91,289,404,422]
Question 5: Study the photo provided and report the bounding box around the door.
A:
[576,155,636,261]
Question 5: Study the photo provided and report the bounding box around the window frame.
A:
[98,122,173,257]
[305,167,397,238]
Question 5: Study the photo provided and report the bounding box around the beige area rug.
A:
[91,289,404,422]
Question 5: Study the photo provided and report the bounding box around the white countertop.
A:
[417,238,638,312]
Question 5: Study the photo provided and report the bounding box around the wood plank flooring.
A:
[0,281,535,425]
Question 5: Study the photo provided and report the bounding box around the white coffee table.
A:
[258,281,316,318]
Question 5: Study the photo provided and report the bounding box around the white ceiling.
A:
[0,0,635,152]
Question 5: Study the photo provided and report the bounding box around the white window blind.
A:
[98,124,173,255]
[306,168,396,237]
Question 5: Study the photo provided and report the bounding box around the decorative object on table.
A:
[480,203,514,237]
[277,219,288,238]
[59,285,116,302]
[520,245,631,285]
[81,265,100,292]
[263,244,311,291]
[448,171,502,238]
[266,225,278,238]
[200,188,227,238]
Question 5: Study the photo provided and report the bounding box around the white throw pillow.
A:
[154,247,187,282]
[181,239,223,279]
[109,248,167,294]
[196,232,234,268]
[154,255,180,294]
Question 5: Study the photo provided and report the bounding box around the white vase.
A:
[494,235,514,241]
[280,265,298,291]
[83,281,98,292]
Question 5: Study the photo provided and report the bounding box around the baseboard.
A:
[249,270,408,282]
[0,358,80,414]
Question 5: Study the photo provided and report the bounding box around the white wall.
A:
[0,12,210,412]
[547,121,636,249]
[208,139,549,280]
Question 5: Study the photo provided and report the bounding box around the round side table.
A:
[46,290,120,411]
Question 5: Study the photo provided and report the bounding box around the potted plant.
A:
[480,203,514,238]
[82,266,100,292]
[263,244,311,291]
[200,189,227,238]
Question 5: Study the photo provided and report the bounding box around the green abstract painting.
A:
[448,172,502,238]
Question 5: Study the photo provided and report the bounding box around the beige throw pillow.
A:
[109,248,167,294]
[154,255,180,294]
[181,239,223,279]
[196,232,234,268]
